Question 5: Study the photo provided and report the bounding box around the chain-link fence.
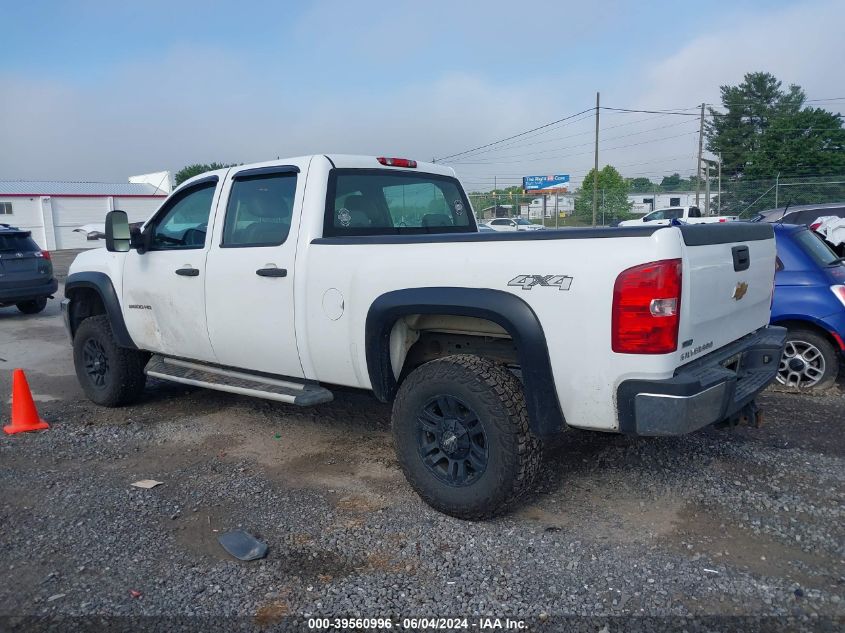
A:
[715,176,845,218]
[468,176,845,226]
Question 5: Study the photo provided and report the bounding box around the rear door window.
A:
[325,170,473,236]
[222,173,296,247]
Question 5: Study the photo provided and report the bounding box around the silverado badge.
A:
[732,281,748,301]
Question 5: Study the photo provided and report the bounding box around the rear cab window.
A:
[324,170,474,236]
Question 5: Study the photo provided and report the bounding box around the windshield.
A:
[515,218,533,225]
[794,228,840,267]
[325,170,474,236]
[0,233,38,252]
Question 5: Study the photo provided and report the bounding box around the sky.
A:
[1,0,843,191]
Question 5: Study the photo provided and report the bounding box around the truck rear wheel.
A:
[73,315,147,407]
[391,355,541,520]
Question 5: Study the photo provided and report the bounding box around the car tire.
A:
[391,354,541,520]
[16,298,48,314]
[73,315,147,406]
[777,328,840,391]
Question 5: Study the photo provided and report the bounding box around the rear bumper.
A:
[0,278,58,303]
[616,326,787,436]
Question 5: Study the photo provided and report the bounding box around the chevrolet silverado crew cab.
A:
[618,206,738,227]
[62,155,785,519]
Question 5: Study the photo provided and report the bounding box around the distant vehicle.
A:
[618,206,737,227]
[477,223,496,232]
[812,216,845,256]
[0,224,57,314]
[771,224,845,390]
[752,202,845,226]
[485,217,545,231]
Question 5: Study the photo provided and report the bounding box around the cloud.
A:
[635,0,845,110]
[0,0,840,190]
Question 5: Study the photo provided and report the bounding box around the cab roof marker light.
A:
[377,157,417,168]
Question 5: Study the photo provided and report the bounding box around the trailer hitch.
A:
[715,401,764,430]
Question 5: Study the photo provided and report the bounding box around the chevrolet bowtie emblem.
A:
[733,281,748,301]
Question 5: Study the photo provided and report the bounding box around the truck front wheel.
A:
[391,355,541,520]
[73,315,147,407]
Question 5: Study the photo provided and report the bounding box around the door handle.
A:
[175,267,199,277]
[256,267,288,277]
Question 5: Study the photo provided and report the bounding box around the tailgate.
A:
[677,223,776,363]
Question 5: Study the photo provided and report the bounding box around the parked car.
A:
[477,223,496,232]
[485,217,545,231]
[810,216,845,257]
[752,202,845,226]
[0,224,57,314]
[618,206,737,227]
[64,154,784,519]
[771,223,845,390]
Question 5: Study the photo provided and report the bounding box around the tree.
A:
[704,72,845,213]
[174,162,239,186]
[575,165,632,224]
[658,173,698,191]
[627,177,655,193]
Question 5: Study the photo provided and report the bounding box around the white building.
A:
[627,191,705,215]
[0,172,170,250]
[520,194,576,219]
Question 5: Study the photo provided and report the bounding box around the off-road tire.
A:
[779,328,840,391]
[392,354,541,520]
[16,298,48,314]
[73,315,147,406]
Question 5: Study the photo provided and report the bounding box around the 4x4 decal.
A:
[508,274,573,291]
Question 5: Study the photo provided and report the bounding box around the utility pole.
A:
[695,102,704,207]
[717,153,722,214]
[775,172,780,209]
[705,163,711,213]
[592,92,600,227]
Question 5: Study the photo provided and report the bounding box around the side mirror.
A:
[105,210,131,252]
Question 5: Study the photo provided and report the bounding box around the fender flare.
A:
[365,287,565,437]
[64,271,137,349]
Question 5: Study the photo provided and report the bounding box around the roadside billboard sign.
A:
[523,174,570,194]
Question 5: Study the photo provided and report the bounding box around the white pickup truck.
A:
[618,206,738,227]
[63,155,785,519]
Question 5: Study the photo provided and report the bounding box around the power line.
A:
[447,112,699,161]
[450,119,699,164]
[434,107,594,162]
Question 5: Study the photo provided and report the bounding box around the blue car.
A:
[772,224,845,389]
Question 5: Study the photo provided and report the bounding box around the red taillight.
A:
[718,218,726,222]
[612,259,682,354]
[810,221,822,231]
[377,157,417,168]
[36,250,51,260]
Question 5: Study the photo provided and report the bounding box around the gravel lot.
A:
[0,259,843,631]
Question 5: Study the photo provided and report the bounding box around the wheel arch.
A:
[65,271,137,349]
[771,317,844,352]
[365,287,565,437]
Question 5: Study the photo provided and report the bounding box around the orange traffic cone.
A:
[3,369,50,435]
